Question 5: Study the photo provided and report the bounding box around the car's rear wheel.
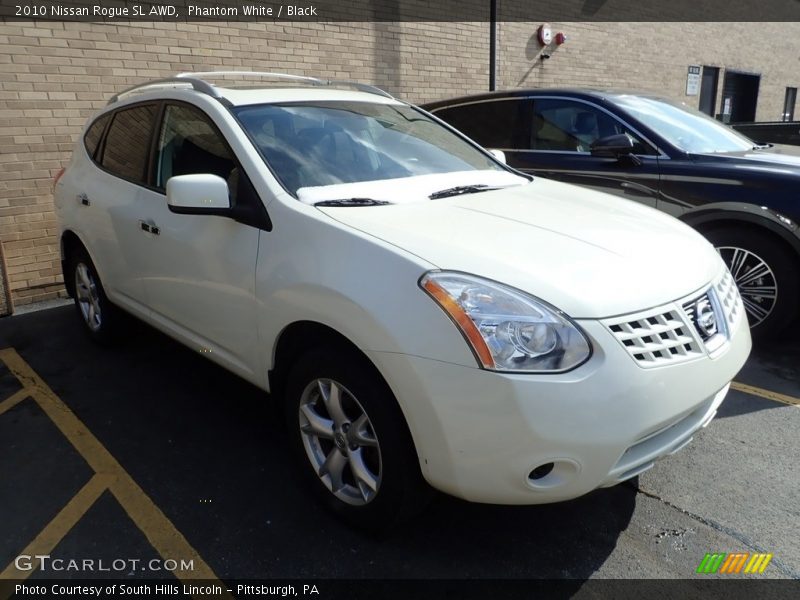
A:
[284,345,430,531]
[68,248,123,344]
[703,227,798,338]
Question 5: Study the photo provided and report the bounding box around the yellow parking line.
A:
[732,381,800,407]
[0,388,29,417]
[0,349,231,598]
[0,473,112,580]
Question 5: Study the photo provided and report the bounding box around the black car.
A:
[422,90,800,338]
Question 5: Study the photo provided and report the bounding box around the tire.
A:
[68,247,124,345]
[284,345,431,532]
[702,227,799,339]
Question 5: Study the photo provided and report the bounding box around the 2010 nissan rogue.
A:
[54,72,752,530]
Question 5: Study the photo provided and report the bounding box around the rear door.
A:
[81,103,159,312]
[430,97,533,165]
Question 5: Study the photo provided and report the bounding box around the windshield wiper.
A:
[314,198,391,207]
[429,184,497,200]
[752,143,773,150]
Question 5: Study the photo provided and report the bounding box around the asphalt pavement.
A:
[0,304,797,596]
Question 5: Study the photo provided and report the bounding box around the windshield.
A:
[611,95,755,154]
[233,101,504,196]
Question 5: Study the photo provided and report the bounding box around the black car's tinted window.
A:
[83,113,110,159]
[432,99,530,150]
[101,104,158,183]
[532,99,654,155]
[155,104,235,190]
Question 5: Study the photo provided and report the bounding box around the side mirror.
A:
[590,134,635,158]
[166,174,231,216]
[488,149,507,164]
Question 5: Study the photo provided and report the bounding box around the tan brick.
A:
[1,18,799,305]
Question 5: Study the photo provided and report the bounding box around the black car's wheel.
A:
[703,227,798,338]
[68,248,124,344]
[284,345,430,532]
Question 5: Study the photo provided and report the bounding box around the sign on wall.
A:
[686,65,701,96]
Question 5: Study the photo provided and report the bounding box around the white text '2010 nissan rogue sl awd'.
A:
[54,72,751,530]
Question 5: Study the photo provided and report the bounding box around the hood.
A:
[319,177,722,319]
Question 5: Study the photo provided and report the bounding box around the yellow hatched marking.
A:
[0,474,111,580]
[0,348,231,598]
[0,388,30,417]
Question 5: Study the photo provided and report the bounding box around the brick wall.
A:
[0,18,799,307]
[0,19,488,307]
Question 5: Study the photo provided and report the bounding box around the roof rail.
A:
[107,71,393,105]
[107,77,221,105]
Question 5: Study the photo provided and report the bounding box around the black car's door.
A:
[506,97,663,207]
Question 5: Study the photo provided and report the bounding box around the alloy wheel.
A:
[298,378,382,506]
[75,262,102,332]
[716,246,778,327]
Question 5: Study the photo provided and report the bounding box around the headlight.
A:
[420,271,591,373]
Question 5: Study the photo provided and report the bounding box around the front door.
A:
[509,98,662,207]
[136,102,262,380]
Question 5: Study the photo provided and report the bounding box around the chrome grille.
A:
[604,269,739,367]
[606,309,703,367]
[714,268,742,327]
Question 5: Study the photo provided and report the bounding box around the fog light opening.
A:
[529,462,555,480]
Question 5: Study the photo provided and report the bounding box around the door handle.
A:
[139,221,160,236]
[77,193,90,206]
[620,181,652,196]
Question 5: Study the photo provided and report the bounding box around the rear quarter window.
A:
[100,104,158,184]
[83,113,111,159]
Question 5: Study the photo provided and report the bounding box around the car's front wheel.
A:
[703,227,798,339]
[284,346,430,531]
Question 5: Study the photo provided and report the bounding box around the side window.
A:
[155,104,236,192]
[433,99,530,150]
[101,105,158,183]
[531,99,654,154]
[83,113,111,160]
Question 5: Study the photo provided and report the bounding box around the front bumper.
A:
[369,314,751,505]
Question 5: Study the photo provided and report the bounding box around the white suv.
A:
[55,72,751,529]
